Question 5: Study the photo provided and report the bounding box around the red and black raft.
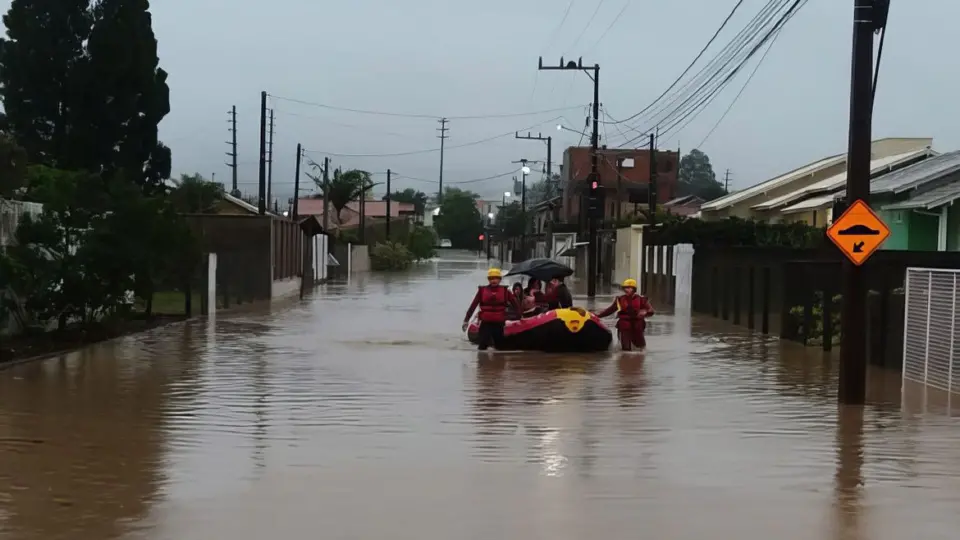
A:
[467,307,613,352]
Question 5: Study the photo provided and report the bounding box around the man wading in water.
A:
[462,268,520,350]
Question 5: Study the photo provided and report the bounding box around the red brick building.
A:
[560,146,679,224]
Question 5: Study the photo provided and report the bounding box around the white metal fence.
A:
[902,268,960,394]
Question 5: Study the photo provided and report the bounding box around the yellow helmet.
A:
[622,278,637,289]
[487,268,503,278]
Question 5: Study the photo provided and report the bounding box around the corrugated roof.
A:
[780,192,839,214]
[883,180,960,210]
[750,149,933,211]
[700,154,845,211]
[869,150,960,194]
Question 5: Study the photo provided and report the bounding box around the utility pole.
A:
[616,157,624,221]
[226,105,238,196]
[512,158,531,260]
[321,157,330,231]
[539,56,600,296]
[386,169,392,241]
[486,204,493,259]
[724,169,731,193]
[839,0,879,405]
[266,108,275,211]
[514,131,553,185]
[359,181,366,244]
[648,133,658,227]
[437,118,449,203]
[292,143,303,220]
[258,91,267,215]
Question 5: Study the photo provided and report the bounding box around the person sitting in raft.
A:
[507,282,525,320]
[594,278,654,351]
[525,278,547,311]
[544,277,573,309]
[462,268,521,351]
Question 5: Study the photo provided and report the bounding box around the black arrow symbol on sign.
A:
[853,241,865,253]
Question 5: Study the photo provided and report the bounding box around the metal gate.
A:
[902,267,960,394]
[673,244,694,314]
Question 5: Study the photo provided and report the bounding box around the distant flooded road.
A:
[2,250,960,539]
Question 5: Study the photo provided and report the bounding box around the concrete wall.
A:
[350,244,370,272]
[185,214,273,302]
[614,225,646,285]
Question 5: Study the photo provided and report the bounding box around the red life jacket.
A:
[615,294,648,330]
[478,285,510,323]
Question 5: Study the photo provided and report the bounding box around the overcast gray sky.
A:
[11,0,960,202]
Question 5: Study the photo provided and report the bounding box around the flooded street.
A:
[2,251,960,539]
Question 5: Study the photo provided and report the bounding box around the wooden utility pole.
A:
[226,105,238,195]
[437,118,449,203]
[321,157,330,231]
[838,0,879,405]
[648,133,658,226]
[292,143,302,220]
[386,169,392,240]
[538,56,600,297]
[724,169,731,193]
[258,91,267,215]
[266,108,275,211]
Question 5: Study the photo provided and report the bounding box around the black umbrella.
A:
[505,258,574,282]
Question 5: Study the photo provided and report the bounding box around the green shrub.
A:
[407,225,436,260]
[370,241,414,271]
[790,291,842,347]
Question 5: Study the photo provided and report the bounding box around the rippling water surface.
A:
[2,251,960,539]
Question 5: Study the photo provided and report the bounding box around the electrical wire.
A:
[696,21,785,149]
[583,0,632,54]
[619,0,801,146]
[624,0,787,137]
[396,168,521,185]
[303,117,563,158]
[605,0,746,125]
[269,94,585,120]
[653,0,804,144]
[566,0,607,54]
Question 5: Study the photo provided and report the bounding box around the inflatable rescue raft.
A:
[467,307,613,352]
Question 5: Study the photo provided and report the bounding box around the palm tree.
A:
[305,162,373,225]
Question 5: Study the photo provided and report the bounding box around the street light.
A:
[521,166,531,175]
[432,207,441,216]
[556,123,591,139]
[487,212,495,219]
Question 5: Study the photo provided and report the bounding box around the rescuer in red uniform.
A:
[462,268,521,350]
[595,278,654,351]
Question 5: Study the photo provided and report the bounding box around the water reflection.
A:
[0,252,958,538]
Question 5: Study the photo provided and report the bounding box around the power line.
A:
[696,21,786,149]
[626,0,786,136]
[619,0,800,146]
[584,0,632,54]
[268,94,586,120]
[653,0,804,144]
[567,0,607,53]
[605,0,746,125]
[302,116,563,157]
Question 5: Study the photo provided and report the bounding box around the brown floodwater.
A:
[1,251,960,540]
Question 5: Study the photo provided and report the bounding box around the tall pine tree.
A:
[0,0,171,191]
[77,0,171,192]
[0,0,91,166]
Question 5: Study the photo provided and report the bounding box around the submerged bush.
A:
[370,241,414,271]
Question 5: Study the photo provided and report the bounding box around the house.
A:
[560,146,680,225]
[295,197,416,229]
[663,195,705,217]
[758,147,935,225]
[699,137,934,221]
